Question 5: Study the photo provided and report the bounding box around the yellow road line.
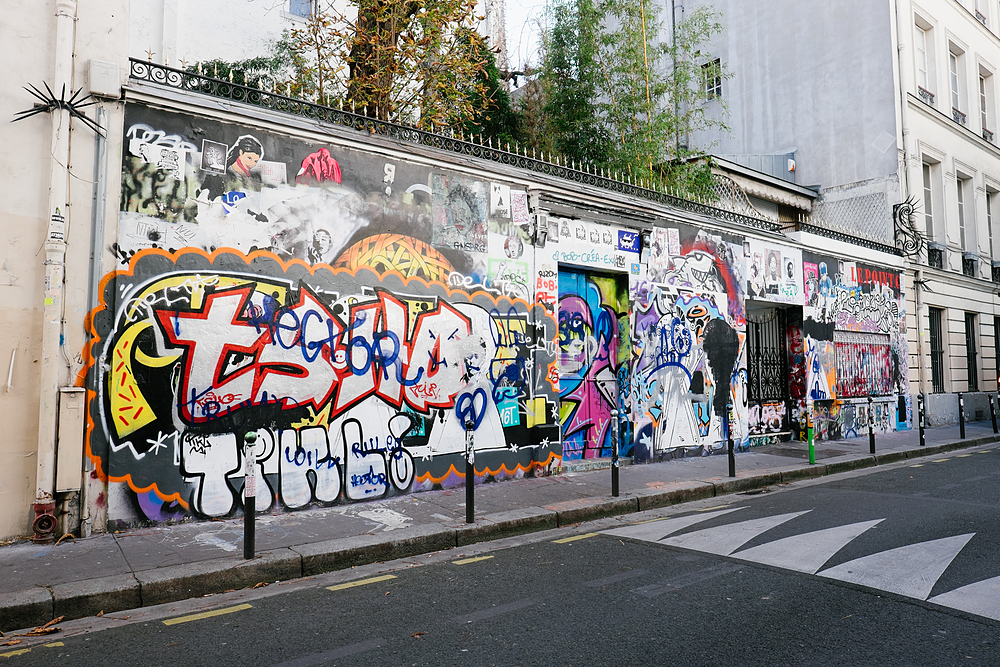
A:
[696,505,731,512]
[452,555,494,565]
[326,574,396,592]
[932,459,949,463]
[0,648,32,658]
[958,454,973,457]
[910,464,924,467]
[162,603,252,626]
[553,532,599,544]
[44,643,63,648]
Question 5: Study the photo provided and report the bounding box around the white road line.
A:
[818,533,975,600]
[601,507,745,543]
[659,511,812,556]
[731,519,885,574]
[929,575,1000,620]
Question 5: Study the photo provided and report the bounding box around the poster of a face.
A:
[747,239,803,305]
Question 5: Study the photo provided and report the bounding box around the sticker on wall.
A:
[746,239,803,305]
[491,182,511,219]
[200,140,227,174]
[511,190,529,225]
[548,217,637,272]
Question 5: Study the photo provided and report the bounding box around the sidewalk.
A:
[2,420,998,632]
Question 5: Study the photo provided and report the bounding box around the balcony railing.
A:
[963,256,977,277]
[953,107,968,125]
[992,264,1000,283]
[977,10,988,25]
[984,128,995,142]
[918,86,935,105]
[928,247,944,269]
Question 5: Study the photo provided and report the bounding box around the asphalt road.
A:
[7,446,1000,666]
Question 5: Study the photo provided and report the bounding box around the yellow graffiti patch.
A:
[526,397,548,429]
[110,322,157,438]
[333,234,454,283]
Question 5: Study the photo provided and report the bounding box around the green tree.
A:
[536,0,729,199]
[464,35,522,147]
[540,0,611,165]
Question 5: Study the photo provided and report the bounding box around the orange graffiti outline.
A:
[79,245,556,505]
[414,448,561,486]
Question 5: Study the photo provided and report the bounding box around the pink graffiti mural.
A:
[558,270,628,460]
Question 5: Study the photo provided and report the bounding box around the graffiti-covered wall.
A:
[86,104,561,526]
[629,225,747,458]
[800,252,909,440]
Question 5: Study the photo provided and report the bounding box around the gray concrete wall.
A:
[683,0,899,191]
[924,392,998,427]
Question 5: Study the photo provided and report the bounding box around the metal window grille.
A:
[928,247,944,268]
[747,309,787,402]
[834,332,893,397]
[966,312,978,391]
[929,307,945,393]
[963,256,977,277]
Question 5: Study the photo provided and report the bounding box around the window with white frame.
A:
[288,0,315,17]
[988,188,998,259]
[950,49,966,124]
[915,20,935,104]
[958,176,969,250]
[702,59,722,100]
[981,67,995,141]
[923,161,937,238]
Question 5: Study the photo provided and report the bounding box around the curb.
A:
[456,508,558,547]
[0,587,52,632]
[135,548,302,607]
[4,434,999,631]
[554,497,639,526]
[52,573,141,620]
[636,483,716,511]
[293,524,454,577]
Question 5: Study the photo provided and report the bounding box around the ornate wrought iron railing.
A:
[795,221,903,256]
[917,86,935,105]
[128,59,788,233]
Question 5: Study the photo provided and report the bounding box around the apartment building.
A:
[687,0,1000,424]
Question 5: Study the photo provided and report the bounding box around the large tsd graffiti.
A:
[91,255,560,523]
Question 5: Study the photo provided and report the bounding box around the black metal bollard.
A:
[465,419,475,523]
[243,431,257,560]
[959,392,966,440]
[726,404,735,478]
[918,393,926,447]
[991,395,998,434]
[868,396,876,455]
[611,409,620,497]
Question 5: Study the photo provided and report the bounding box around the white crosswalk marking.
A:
[817,534,975,600]
[603,510,1000,620]
[731,519,885,574]
[602,507,745,542]
[659,511,812,556]
[928,575,1000,620]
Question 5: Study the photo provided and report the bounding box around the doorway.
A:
[558,268,628,460]
[746,305,791,440]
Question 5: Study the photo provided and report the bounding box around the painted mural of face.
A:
[233,150,260,177]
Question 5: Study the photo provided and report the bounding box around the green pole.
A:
[807,402,815,465]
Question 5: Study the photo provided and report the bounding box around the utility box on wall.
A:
[56,387,87,492]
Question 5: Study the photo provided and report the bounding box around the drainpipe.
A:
[33,0,78,543]
[914,268,927,395]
